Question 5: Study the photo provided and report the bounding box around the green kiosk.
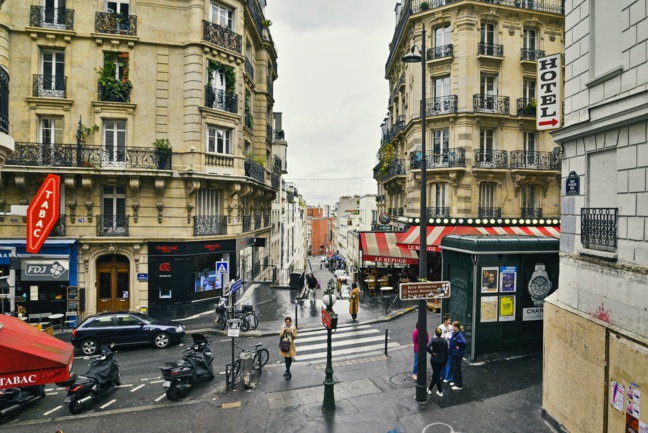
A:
[439,235,559,361]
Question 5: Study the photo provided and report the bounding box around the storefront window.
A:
[192,253,225,301]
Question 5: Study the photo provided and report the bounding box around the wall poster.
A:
[500,266,517,292]
[481,267,499,293]
[611,380,624,412]
[480,296,498,322]
[499,296,515,322]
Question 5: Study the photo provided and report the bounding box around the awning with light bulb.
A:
[359,232,419,265]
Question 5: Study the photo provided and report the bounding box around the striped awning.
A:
[397,225,560,252]
[360,232,419,265]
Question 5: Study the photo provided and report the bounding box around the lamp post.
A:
[402,26,428,403]
[321,287,338,412]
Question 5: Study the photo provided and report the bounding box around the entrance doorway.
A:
[97,254,130,313]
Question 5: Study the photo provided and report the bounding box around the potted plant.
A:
[153,138,172,169]
[420,2,430,11]
[97,53,132,102]
[261,19,272,28]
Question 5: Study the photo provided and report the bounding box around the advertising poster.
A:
[499,296,515,322]
[611,380,624,412]
[500,266,517,292]
[481,267,499,293]
[626,383,642,433]
[480,296,498,322]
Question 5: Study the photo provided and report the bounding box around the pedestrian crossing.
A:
[295,324,401,363]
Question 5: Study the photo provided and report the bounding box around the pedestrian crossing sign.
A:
[215,261,229,274]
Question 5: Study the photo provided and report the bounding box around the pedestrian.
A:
[349,282,360,321]
[426,327,448,397]
[449,320,467,390]
[279,316,297,380]
[306,273,318,302]
[412,321,430,380]
[437,313,454,383]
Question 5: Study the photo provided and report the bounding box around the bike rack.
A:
[225,362,238,390]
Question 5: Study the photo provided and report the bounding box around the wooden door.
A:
[96,255,130,313]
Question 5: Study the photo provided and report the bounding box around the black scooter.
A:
[159,333,214,400]
[0,385,46,424]
[56,345,121,414]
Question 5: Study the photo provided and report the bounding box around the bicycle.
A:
[214,304,259,332]
[225,342,269,389]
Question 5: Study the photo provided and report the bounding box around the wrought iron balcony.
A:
[517,98,536,117]
[30,6,74,30]
[410,148,466,169]
[267,124,273,141]
[95,12,137,36]
[473,94,510,114]
[274,129,286,140]
[271,172,280,189]
[478,207,501,219]
[581,208,618,248]
[51,214,66,237]
[194,215,227,236]
[478,43,504,57]
[273,155,283,172]
[245,57,255,79]
[205,87,238,113]
[99,81,131,103]
[246,0,265,38]
[245,112,253,129]
[242,215,252,232]
[0,114,7,135]
[425,95,458,116]
[473,150,508,168]
[97,215,129,236]
[509,151,560,170]
[33,75,66,98]
[267,77,274,97]
[426,44,453,60]
[520,208,543,219]
[521,48,545,61]
[427,207,450,218]
[254,214,262,229]
[7,142,171,170]
[264,214,270,227]
[382,159,406,181]
[244,158,265,183]
[0,68,6,134]
[202,20,242,53]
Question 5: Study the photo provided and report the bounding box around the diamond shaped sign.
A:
[26,174,60,254]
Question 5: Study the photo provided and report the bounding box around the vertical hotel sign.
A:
[537,53,562,131]
[26,174,60,254]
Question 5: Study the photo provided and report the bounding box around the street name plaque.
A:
[399,281,451,301]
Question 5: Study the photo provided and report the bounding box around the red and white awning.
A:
[360,232,419,265]
[398,225,560,252]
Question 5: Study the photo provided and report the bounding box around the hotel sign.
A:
[537,54,562,131]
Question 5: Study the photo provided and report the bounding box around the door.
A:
[96,255,130,313]
[114,313,146,344]
[41,50,65,97]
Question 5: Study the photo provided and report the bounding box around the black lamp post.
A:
[402,26,428,403]
[321,287,338,412]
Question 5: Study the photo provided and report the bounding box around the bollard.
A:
[385,329,388,355]
[295,304,298,329]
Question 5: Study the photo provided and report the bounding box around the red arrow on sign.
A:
[26,174,60,254]
[539,118,558,127]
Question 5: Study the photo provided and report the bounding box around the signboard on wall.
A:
[537,53,562,131]
[26,174,60,254]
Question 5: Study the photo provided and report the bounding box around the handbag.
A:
[280,338,290,352]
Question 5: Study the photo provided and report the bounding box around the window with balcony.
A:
[430,76,454,115]
[39,0,70,29]
[522,28,538,59]
[107,0,129,15]
[0,67,7,134]
[432,129,450,166]
[98,52,132,102]
[479,128,495,160]
[103,119,127,167]
[195,189,227,236]
[38,116,63,165]
[478,74,498,112]
[479,183,501,218]
[429,183,448,217]
[518,79,537,116]
[37,50,66,98]
[101,186,127,236]
[207,125,232,154]
[479,23,502,56]
[211,2,234,31]
[521,185,541,218]
[429,24,453,59]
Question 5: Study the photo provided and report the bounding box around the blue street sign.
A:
[215,261,229,274]
[230,278,243,294]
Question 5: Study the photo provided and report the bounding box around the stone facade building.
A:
[0,0,286,319]
[545,1,648,431]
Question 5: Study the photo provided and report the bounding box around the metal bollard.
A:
[385,329,388,355]
[295,303,298,329]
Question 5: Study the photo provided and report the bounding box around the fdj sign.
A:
[536,54,562,131]
[26,174,60,254]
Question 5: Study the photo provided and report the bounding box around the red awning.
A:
[398,225,560,252]
[360,232,419,265]
[0,315,74,389]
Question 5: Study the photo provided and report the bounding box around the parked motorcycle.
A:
[56,344,121,414]
[159,333,214,400]
[0,385,46,424]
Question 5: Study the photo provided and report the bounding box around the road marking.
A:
[43,405,62,416]
[155,393,167,402]
[298,334,389,352]
[131,384,145,392]
[45,392,59,396]
[298,342,401,362]
[115,384,133,388]
[222,402,241,409]
[100,399,116,409]
[149,379,165,384]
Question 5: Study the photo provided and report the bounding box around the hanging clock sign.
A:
[378,212,391,225]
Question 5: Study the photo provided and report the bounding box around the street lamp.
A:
[321,287,338,412]
[402,26,428,403]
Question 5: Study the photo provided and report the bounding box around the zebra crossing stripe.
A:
[296,324,372,336]
[297,334,388,353]
[297,328,380,344]
[297,342,401,362]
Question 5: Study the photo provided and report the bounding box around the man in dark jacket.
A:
[305,273,318,301]
[426,327,448,397]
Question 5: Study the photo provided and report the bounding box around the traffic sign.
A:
[321,308,338,330]
[26,174,60,254]
[229,278,243,294]
[228,319,241,337]
[399,281,451,301]
[537,54,562,131]
[216,260,229,274]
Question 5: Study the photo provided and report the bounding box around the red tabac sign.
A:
[321,308,332,330]
[26,174,60,254]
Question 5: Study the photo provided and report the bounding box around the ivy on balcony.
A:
[97,52,132,102]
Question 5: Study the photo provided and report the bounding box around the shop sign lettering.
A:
[26,174,60,254]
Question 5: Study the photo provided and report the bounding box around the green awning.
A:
[440,235,559,254]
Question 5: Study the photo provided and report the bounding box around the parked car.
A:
[340,285,351,300]
[71,312,186,356]
[334,269,347,277]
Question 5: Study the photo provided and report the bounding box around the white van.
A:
[334,269,347,277]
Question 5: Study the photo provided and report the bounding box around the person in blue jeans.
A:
[412,321,430,380]
[449,320,467,390]
[437,313,454,383]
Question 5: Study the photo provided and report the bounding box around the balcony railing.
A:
[0,114,7,135]
[478,207,502,218]
[33,75,66,98]
[97,215,129,236]
[245,112,253,129]
[242,215,252,232]
[427,207,450,218]
[267,124,273,141]
[194,215,227,236]
[264,214,270,227]
[254,214,262,229]
[425,95,458,116]
[473,150,508,168]
[520,208,543,219]
[205,87,238,114]
[245,57,254,79]
[271,173,280,189]
[273,155,283,172]
[581,208,618,248]
[426,44,453,60]
[274,130,286,140]
[95,12,137,36]
[383,159,406,181]
[51,214,66,237]
[410,148,466,169]
[509,151,560,170]
[7,142,171,170]
[244,158,265,183]
[202,20,242,53]
[517,98,536,117]
[521,48,545,61]
[30,6,74,30]
[99,81,131,103]
[478,43,504,57]
[473,95,510,114]
[246,0,265,39]
[267,77,274,98]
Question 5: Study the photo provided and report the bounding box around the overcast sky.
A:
[264,1,395,207]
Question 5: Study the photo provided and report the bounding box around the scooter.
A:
[159,333,214,400]
[0,385,46,424]
[56,344,121,414]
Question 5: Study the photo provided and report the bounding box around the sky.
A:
[264,0,396,207]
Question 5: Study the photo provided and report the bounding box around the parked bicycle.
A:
[213,299,259,332]
[225,342,269,388]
